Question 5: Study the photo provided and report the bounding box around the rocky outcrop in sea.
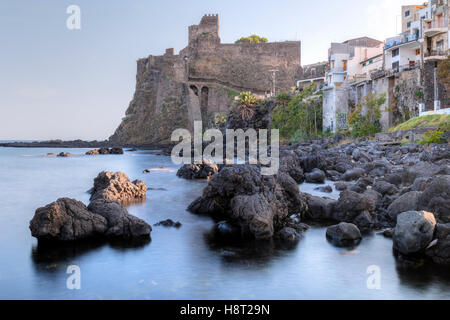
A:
[29,172,151,242]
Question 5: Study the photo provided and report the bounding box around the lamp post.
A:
[269,69,278,96]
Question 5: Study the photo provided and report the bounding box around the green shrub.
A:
[418,129,445,145]
[235,35,268,44]
[236,91,258,120]
[272,83,322,141]
[347,93,385,137]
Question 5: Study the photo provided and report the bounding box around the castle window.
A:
[190,85,199,96]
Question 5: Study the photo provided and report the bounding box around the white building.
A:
[323,37,384,132]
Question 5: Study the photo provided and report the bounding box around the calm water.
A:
[0,147,449,300]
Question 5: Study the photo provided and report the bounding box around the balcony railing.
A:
[386,63,420,75]
[371,70,386,80]
[424,49,447,57]
[385,33,419,50]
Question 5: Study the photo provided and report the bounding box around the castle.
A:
[110,14,301,145]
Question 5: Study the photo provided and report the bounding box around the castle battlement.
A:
[189,14,220,45]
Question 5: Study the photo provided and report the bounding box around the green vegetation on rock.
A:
[347,93,385,137]
[418,129,445,145]
[389,114,450,132]
[272,84,323,143]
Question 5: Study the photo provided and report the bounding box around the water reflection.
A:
[31,238,150,268]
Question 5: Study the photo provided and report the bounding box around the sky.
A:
[0,0,420,140]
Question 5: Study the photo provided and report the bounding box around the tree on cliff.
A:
[235,35,268,44]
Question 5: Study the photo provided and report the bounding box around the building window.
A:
[405,10,410,17]
[343,60,347,71]
[437,40,444,52]
[392,48,399,57]
[407,21,411,28]
[415,49,420,55]
[331,60,335,68]
[392,61,399,71]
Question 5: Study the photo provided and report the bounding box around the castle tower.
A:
[188,14,220,47]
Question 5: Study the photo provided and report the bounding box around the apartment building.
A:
[322,2,449,133]
[325,37,384,87]
[296,61,328,91]
[422,0,449,110]
[322,37,384,132]
[402,4,428,33]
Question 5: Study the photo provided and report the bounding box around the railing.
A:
[385,33,419,50]
[424,50,447,57]
[424,21,448,31]
[371,70,386,80]
[386,63,420,75]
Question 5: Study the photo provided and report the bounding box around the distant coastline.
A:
[0,139,173,152]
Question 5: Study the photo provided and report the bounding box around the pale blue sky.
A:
[0,0,417,140]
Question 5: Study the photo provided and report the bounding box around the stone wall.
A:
[391,68,421,122]
[424,60,449,110]
[186,41,301,94]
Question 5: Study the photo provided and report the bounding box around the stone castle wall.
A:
[110,15,301,145]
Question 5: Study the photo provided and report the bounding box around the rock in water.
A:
[88,199,151,239]
[154,219,182,228]
[57,152,72,157]
[332,190,375,223]
[90,171,147,204]
[326,223,362,247]
[314,185,333,193]
[176,159,218,180]
[426,223,450,266]
[30,198,151,241]
[393,211,436,255]
[277,227,302,245]
[305,168,326,184]
[418,175,450,223]
[86,148,124,155]
[188,165,307,240]
[29,198,108,241]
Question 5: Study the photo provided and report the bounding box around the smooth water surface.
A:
[0,147,449,300]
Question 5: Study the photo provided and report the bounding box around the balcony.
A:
[386,63,420,76]
[424,49,448,61]
[371,70,386,80]
[423,22,448,37]
[385,33,419,50]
